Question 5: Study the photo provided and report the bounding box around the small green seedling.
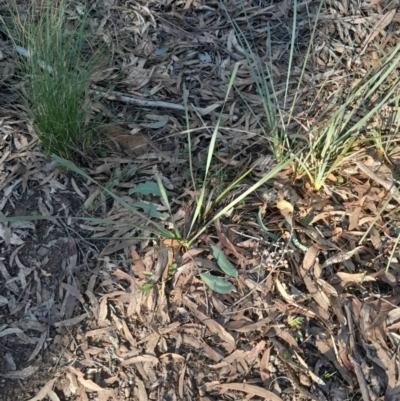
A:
[322,371,336,380]
[287,315,304,329]
[138,283,154,292]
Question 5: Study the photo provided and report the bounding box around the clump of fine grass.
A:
[7,0,102,160]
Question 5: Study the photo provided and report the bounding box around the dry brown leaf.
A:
[362,339,391,370]
[315,339,353,385]
[274,289,316,319]
[0,365,39,379]
[76,386,89,401]
[28,330,47,362]
[368,300,396,331]
[0,327,24,338]
[213,153,243,166]
[276,197,294,219]
[184,297,235,353]
[215,219,243,260]
[68,366,118,400]
[298,264,330,313]
[146,245,168,284]
[27,378,57,401]
[84,327,115,339]
[225,317,272,333]
[316,278,338,297]
[102,125,148,156]
[386,353,400,401]
[322,247,363,269]
[348,353,371,401]
[208,350,247,369]
[134,379,148,401]
[47,390,60,401]
[159,353,185,361]
[202,339,224,363]
[293,351,326,386]
[245,340,266,365]
[210,382,284,401]
[268,327,302,354]
[302,244,319,270]
[330,272,376,289]
[130,247,146,279]
[66,372,79,394]
[178,363,186,399]
[0,295,8,307]
[275,278,296,303]
[260,346,272,382]
[120,355,159,366]
[348,206,361,231]
[361,9,396,51]
[61,283,85,304]
[53,313,87,328]
[285,365,319,401]
[0,260,19,293]
[112,268,136,285]
[121,320,137,348]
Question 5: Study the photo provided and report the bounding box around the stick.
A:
[89,89,222,116]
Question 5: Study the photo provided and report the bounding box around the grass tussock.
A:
[224,0,400,190]
[7,0,101,159]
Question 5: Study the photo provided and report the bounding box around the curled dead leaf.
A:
[322,247,363,269]
[208,382,284,401]
[27,378,57,401]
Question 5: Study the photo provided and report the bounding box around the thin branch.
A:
[89,88,222,116]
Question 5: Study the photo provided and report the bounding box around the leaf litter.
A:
[0,0,400,400]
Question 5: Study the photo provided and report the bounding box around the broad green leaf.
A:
[138,283,154,292]
[168,263,177,275]
[154,47,168,56]
[129,181,174,196]
[211,245,238,277]
[200,273,237,294]
[133,201,169,219]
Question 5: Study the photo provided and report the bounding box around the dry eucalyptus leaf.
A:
[0,365,39,379]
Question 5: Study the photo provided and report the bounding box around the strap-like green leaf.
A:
[129,181,174,196]
[133,201,169,219]
[211,245,238,277]
[200,273,237,294]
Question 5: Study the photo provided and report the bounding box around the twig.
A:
[356,161,400,205]
[89,88,222,116]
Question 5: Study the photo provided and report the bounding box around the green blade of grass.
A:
[156,174,182,240]
[188,155,295,246]
[2,0,105,159]
[187,63,239,236]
